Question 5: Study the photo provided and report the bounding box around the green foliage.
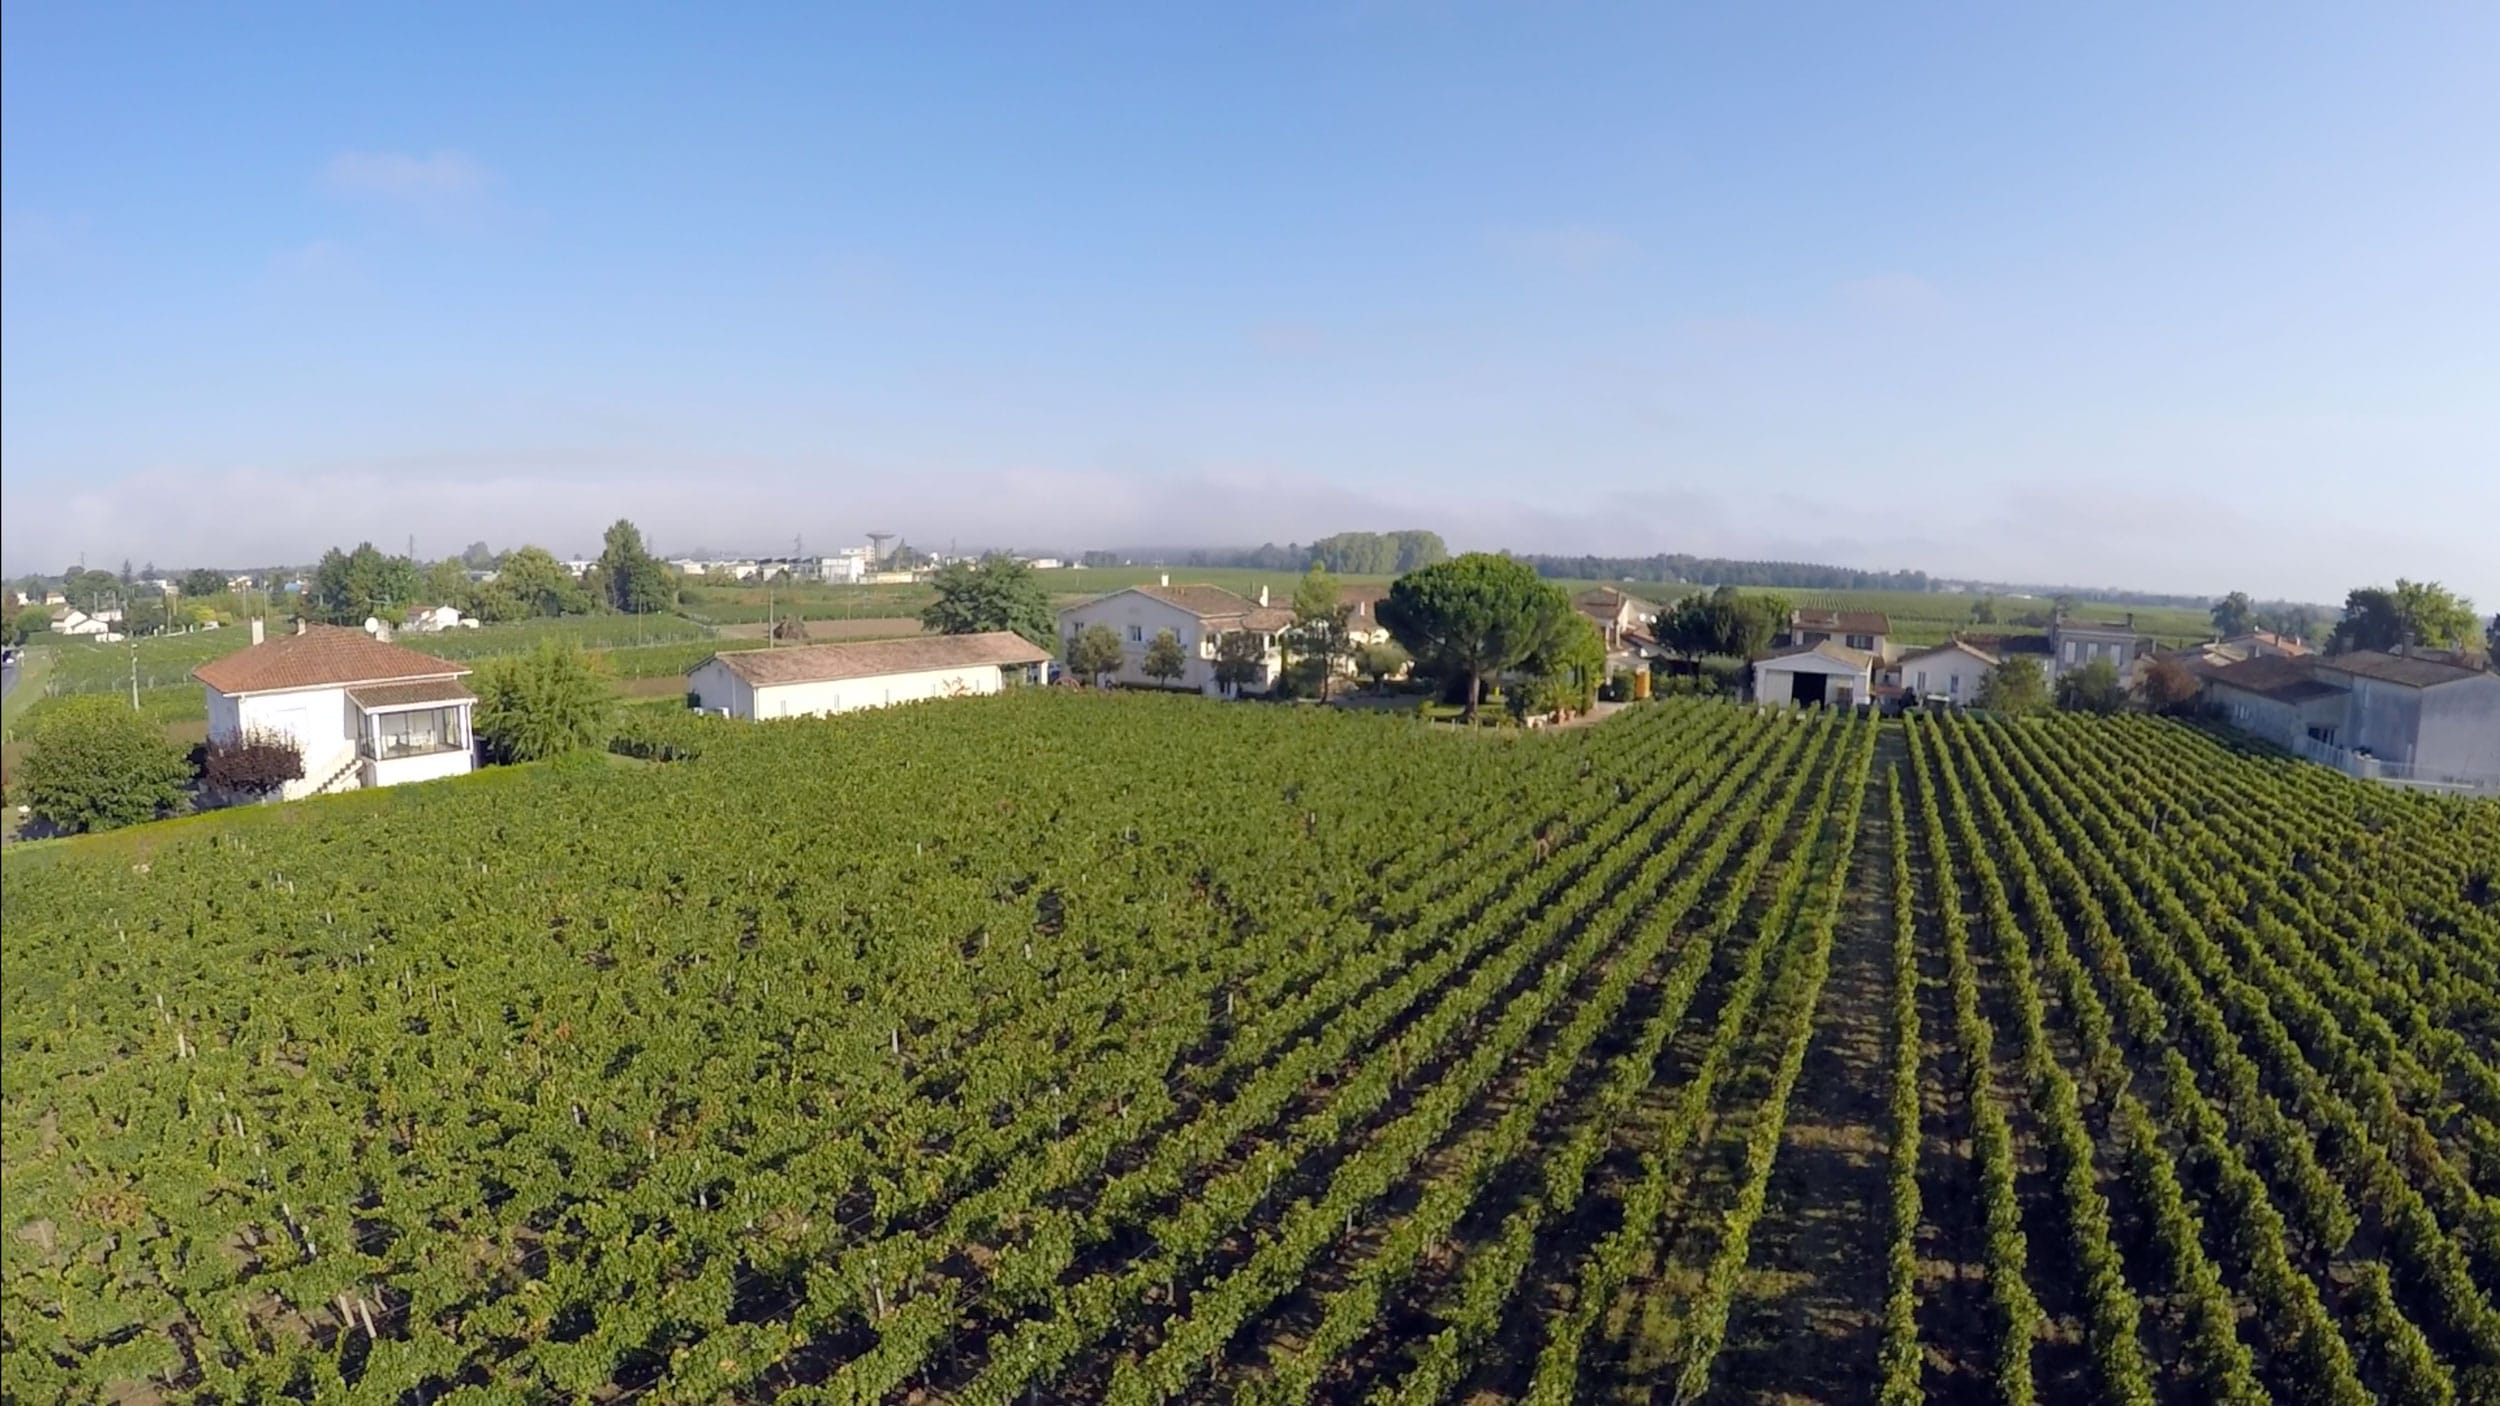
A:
[308,541,424,625]
[177,568,227,598]
[2210,590,2256,638]
[17,694,192,832]
[2054,658,2127,714]
[1977,656,2049,714]
[1068,623,1125,684]
[1142,628,1188,686]
[1380,553,1575,717]
[471,642,613,763]
[597,518,675,614]
[1212,629,1268,693]
[2136,656,2202,716]
[1303,530,1447,575]
[422,557,474,611]
[1354,639,1411,690]
[921,555,1055,647]
[2334,579,2478,653]
[1287,566,1352,700]
[471,545,591,621]
[10,604,50,646]
[1659,585,1787,661]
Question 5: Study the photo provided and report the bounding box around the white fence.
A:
[2290,734,2500,798]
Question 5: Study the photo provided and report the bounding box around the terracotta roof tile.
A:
[704,632,1051,687]
[194,625,468,695]
[1129,584,1266,619]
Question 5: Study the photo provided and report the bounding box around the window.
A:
[1127,624,1143,643]
[1950,673,1963,698]
[1847,633,1874,651]
[2064,641,2080,663]
[370,706,462,759]
[1915,670,1928,692]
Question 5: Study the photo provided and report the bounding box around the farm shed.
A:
[687,632,1051,720]
[1752,640,1876,709]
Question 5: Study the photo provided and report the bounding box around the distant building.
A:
[688,633,1050,719]
[1055,580,1293,695]
[2049,613,2154,684]
[400,603,473,633]
[1752,640,1876,709]
[195,621,476,799]
[2204,649,2500,793]
[1782,608,1892,660]
[1892,639,1999,707]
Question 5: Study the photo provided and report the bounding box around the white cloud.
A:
[1488,223,1636,273]
[320,150,492,226]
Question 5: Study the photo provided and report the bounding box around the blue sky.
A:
[4,2,2494,605]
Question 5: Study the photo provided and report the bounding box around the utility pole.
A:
[129,636,140,711]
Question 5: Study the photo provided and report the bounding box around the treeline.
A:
[1144,530,1450,576]
[1514,554,1932,592]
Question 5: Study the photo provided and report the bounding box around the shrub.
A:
[18,695,191,833]
[200,729,305,798]
[473,642,613,763]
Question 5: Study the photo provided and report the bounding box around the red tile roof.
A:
[194,626,467,696]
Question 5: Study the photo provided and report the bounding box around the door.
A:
[1789,671,1828,707]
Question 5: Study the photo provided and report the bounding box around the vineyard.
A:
[4,695,2498,1404]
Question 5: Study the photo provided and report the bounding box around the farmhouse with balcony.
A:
[194,621,475,800]
[1055,580,1294,695]
[687,633,1050,720]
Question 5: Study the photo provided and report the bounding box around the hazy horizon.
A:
[6,4,2495,608]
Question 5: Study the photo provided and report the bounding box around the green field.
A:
[29,616,712,699]
[5,694,2495,1404]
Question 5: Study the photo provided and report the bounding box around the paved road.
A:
[1,656,17,700]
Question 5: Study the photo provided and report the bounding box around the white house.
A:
[1055,581,1293,695]
[687,632,1051,719]
[1753,640,1876,709]
[194,622,476,799]
[401,603,470,633]
[1894,639,1999,707]
[53,609,123,641]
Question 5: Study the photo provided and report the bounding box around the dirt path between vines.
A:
[1702,725,1903,1404]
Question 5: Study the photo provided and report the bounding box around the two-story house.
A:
[2049,612,2154,684]
[1055,580,1294,695]
[1783,608,1891,660]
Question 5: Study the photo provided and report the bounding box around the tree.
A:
[469,546,588,622]
[1355,639,1411,691]
[308,542,423,625]
[2055,658,2127,714]
[120,591,169,637]
[1068,623,1124,685]
[2332,580,2477,653]
[17,695,191,833]
[460,540,497,569]
[1142,629,1188,687]
[119,558,134,587]
[471,642,612,762]
[10,605,51,646]
[769,610,810,642]
[2210,591,2256,638]
[2260,604,2316,643]
[597,519,674,614]
[423,559,474,611]
[178,568,226,598]
[1213,630,1269,695]
[1517,612,1607,716]
[1976,657,2048,714]
[2137,656,2203,716]
[921,556,1055,648]
[1378,553,1575,720]
[199,729,305,799]
[1286,565,1353,701]
[1969,596,1998,625]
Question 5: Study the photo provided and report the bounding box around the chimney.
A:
[250,617,265,646]
[2125,611,2136,629]
[1259,585,1270,608]
[1159,572,1169,588]
[295,617,307,636]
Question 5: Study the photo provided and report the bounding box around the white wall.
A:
[689,659,755,716]
[366,748,473,788]
[1055,591,1278,695]
[1901,649,1989,704]
[208,685,359,798]
[747,663,1009,719]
